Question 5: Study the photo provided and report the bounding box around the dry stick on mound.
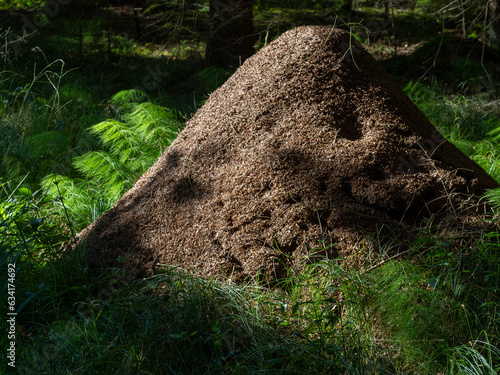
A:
[77,26,499,283]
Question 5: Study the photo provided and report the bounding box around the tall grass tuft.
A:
[0,60,106,186]
[0,178,91,374]
[448,335,500,375]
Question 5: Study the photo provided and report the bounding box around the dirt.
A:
[77,26,499,283]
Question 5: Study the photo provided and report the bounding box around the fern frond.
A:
[125,102,180,147]
[39,99,184,227]
[110,89,147,107]
[484,188,500,212]
[89,120,140,163]
[73,151,136,192]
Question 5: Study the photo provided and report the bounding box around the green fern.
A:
[73,151,134,196]
[25,130,71,158]
[87,119,139,164]
[484,188,500,211]
[89,102,178,160]
[125,102,180,141]
[109,89,147,107]
[41,91,183,229]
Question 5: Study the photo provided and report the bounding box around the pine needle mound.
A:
[79,26,498,282]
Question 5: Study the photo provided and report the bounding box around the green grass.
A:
[0,0,40,11]
[0,60,107,187]
[403,79,500,209]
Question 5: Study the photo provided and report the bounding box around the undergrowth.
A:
[41,89,183,230]
[403,80,500,210]
[0,60,106,186]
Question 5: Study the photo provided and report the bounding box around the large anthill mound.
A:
[79,26,498,282]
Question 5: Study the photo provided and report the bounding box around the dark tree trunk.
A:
[205,0,254,68]
[341,0,352,13]
[489,0,500,49]
[133,0,142,40]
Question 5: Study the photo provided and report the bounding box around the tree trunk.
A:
[341,0,352,13]
[205,0,254,68]
[489,0,500,49]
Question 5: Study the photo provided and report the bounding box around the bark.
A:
[489,0,500,49]
[133,0,142,40]
[205,0,254,67]
[341,0,352,13]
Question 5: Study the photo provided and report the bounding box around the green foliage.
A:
[448,335,500,375]
[0,178,67,265]
[192,66,232,95]
[0,61,105,186]
[268,255,396,373]
[5,220,498,374]
[368,261,452,368]
[109,89,147,108]
[42,92,183,229]
[0,178,87,373]
[415,0,448,12]
[431,231,500,341]
[361,227,500,373]
[403,81,500,209]
[25,130,70,159]
[0,3,499,373]
[0,0,40,10]
[11,252,396,374]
